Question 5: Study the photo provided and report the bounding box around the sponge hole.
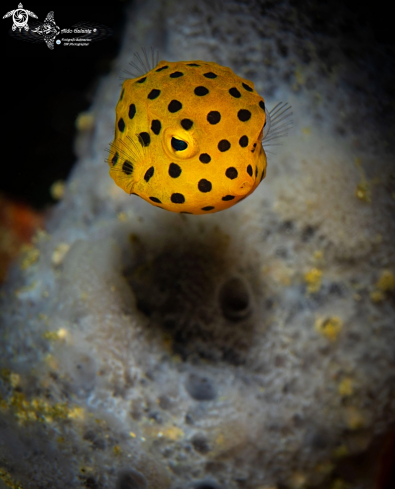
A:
[185,373,217,401]
[191,433,210,454]
[116,470,147,489]
[218,277,251,321]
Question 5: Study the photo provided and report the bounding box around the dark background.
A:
[1,0,394,210]
[2,1,126,208]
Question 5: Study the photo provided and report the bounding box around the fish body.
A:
[109,59,268,214]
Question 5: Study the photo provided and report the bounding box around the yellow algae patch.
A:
[0,370,85,425]
[304,268,322,293]
[315,316,342,341]
[80,291,88,301]
[216,433,224,445]
[355,182,371,203]
[370,271,394,303]
[20,245,40,270]
[1,368,11,379]
[0,467,23,489]
[354,158,377,203]
[295,67,305,85]
[314,461,334,475]
[144,424,184,441]
[75,112,95,131]
[50,180,65,201]
[68,407,85,420]
[12,394,68,424]
[43,328,69,342]
[264,260,294,286]
[370,290,385,303]
[57,328,68,339]
[354,158,371,203]
[313,250,324,261]
[289,471,307,489]
[338,378,353,397]
[51,242,70,266]
[344,406,365,430]
[159,426,184,441]
[332,444,349,458]
[32,229,50,244]
[377,270,395,292]
[9,372,20,388]
[43,331,60,340]
[331,479,350,489]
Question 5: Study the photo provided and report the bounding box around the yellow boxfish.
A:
[107,50,291,214]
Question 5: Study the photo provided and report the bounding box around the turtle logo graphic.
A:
[5,7,112,50]
[3,2,37,32]
[31,11,60,50]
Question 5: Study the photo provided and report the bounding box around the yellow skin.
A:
[108,60,267,214]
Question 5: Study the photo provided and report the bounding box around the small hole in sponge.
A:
[116,470,147,489]
[191,433,211,454]
[185,373,217,401]
[218,277,250,321]
[84,477,98,488]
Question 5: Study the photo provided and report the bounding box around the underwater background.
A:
[1,1,394,488]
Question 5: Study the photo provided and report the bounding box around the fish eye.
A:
[171,137,188,151]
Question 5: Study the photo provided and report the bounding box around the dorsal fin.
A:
[120,47,159,82]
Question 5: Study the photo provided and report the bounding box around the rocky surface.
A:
[1,1,394,488]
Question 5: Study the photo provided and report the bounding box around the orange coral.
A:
[0,194,44,283]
